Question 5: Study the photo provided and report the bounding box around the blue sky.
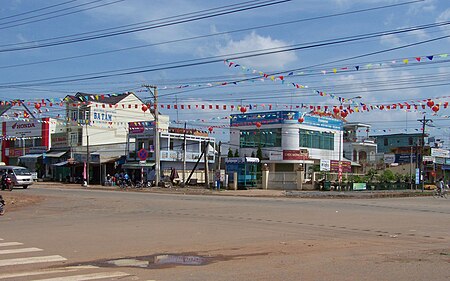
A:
[0,0,449,145]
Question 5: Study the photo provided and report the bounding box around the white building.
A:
[229,111,347,175]
[60,92,153,183]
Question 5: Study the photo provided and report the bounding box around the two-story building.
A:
[126,117,215,184]
[55,92,153,183]
[229,111,347,180]
[343,122,377,173]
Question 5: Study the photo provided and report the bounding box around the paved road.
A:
[0,186,449,281]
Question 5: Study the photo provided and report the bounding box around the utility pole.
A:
[143,84,160,187]
[85,110,90,186]
[418,116,432,192]
[204,140,210,189]
[182,122,187,186]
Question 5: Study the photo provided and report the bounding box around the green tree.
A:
[227,148,234,158]
[234,149,239,157]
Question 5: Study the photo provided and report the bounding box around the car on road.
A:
[0,166,34,189]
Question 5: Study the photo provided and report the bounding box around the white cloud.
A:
[215,32,297,69]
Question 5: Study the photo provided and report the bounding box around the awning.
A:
[19,154,43,160]
[53,161,68,167]
[52,160,78,167]
[45,151,67,158]
[122,162,155,169]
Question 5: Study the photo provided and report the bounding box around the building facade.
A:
[343,122,377,172]
[126,117,215,183]
[229,111,344,175]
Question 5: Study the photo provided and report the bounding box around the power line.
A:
[2,27,449,88]
[0,0,126,30]
[0,0,427,69]
[0,0,78,21]
[0,0,291,52]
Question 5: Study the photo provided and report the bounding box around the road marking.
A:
[32,271,131,281]
[0,266,98,279]
[0,247,42,255]
[0,242,23,247]
[0,255,67,266]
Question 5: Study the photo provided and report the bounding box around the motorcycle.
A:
[1,175,13,191]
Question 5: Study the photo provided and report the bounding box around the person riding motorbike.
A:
[1,172,13,191]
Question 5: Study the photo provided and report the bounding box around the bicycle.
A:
[433,187,448,199]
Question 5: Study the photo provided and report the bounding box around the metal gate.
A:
[268,172,297,190]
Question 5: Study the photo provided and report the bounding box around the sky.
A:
[0,0,449,146]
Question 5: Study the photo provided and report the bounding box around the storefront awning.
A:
[52,159,78,167]
[45,151,67,158]
[122,162,155,169]
[53,161,68,167]
[19,154,43,160]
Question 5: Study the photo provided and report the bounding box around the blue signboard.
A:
[230,111,342,130]
[415,168,420,185]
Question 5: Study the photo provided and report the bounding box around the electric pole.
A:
[85,110,90,187]
[204,140,210,189]
[418,116,432,192]
[182,122,187,186]
[143,84,160,187]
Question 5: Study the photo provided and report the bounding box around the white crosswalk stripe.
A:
[32,271,131,281]
[0,266,98,279]
[0,239,136,280]
[0,242,23,247]
[0,247,42,255]
[0,255,67,266]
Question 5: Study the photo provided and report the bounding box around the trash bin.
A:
[323,181,331,191]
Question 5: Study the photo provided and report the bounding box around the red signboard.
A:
[283,150,309,160]
[330,160,351,173]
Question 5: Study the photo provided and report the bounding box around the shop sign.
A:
[283,149,309,160]
[394,154,417,164]
[384,154,395,164]
[353,183,367,190]
[330,160,351,173]
[92,108,115,122]
[269,151,283,161]
[434,157,445,165]
[51,133,68,148]
[446,158,450,165]
[320,159,330,171]
[431,148,450,158]
[230,111,342,130]
[6,120,42,137]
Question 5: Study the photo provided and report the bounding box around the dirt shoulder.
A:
[0,191,44,212]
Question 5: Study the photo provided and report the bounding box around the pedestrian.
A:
[436,178,444,195]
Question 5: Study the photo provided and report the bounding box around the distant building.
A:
[372,133,425,154]
[343,122,377,172]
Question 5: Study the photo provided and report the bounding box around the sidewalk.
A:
[32,182,432,199]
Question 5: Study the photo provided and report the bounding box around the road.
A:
[0,186,449,281]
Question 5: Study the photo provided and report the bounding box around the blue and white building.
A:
[229,111,345,173]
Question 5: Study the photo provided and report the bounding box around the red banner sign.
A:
[283,150,309,160]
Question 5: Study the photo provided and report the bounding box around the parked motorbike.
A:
[1,175,13,191]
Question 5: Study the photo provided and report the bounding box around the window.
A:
[170,140,174,150]
[384,138,388,146]
[239,128,282,148]
[408,137,413,146]
[299,129,334,150]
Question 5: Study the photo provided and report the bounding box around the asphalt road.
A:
[0,186,449,281]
